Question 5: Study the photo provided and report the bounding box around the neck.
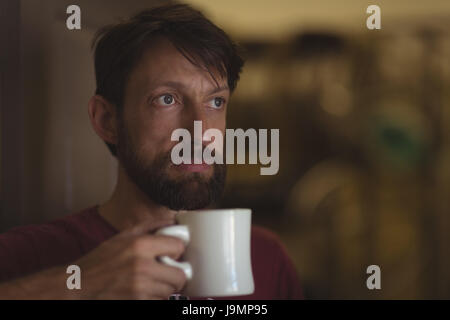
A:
[98,165,176,231]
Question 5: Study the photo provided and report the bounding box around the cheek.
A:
[137,120,181,156]
[128,105,188,159]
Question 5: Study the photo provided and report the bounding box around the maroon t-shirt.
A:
[0,206,303,299]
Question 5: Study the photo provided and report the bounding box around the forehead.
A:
[129,37,227,91]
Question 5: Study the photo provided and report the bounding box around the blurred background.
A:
[1,0,450,299]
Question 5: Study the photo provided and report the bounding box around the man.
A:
[0,3,302,299]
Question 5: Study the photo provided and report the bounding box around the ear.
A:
[88,95,118,146]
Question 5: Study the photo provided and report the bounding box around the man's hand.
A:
[75,219,188,299]
[0,219,188,300]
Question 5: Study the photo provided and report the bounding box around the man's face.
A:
[116,38,229,210]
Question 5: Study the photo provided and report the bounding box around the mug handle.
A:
[155,225,193,280]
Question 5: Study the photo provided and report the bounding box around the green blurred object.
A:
[373,118,426,168]
[366,103,431,170]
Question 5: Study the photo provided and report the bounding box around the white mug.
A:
[155,208,254,297]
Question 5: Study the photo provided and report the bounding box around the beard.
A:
[115,119,226,211]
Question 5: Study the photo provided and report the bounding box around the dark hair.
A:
[92,3,245,156]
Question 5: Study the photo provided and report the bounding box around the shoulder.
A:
[48,205,116,244]
[0,206,105,247]
[0,206,111,281]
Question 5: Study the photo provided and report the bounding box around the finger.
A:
[125,275,175,300]
[147,282,178,300]
[149,262,188,293]
[128,268,179,300]
[126,234,186,260]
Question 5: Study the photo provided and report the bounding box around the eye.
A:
[156,94,176,107]
[208,97,226,109]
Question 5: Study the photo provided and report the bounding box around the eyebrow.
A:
[153,81,229,95]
